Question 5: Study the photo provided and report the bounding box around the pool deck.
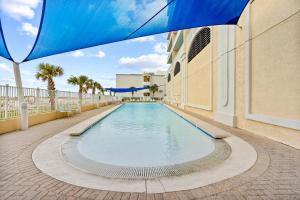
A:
[0,104,300,199]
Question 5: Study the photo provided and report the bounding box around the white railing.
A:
[0,84,120,120]
[0,85,19,119]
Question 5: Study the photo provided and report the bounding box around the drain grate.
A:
[61,139,231,179]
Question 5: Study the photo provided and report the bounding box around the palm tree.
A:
[88,79,103,95]
[87,79,103,104]
[67,75,89,104]
[99,87,105,95]
[130,86,136,97]
[35,63,64,110]
[149,84,159,98]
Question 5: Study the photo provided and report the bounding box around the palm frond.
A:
[67,76,79,85]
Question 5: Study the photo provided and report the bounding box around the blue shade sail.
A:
[0,20,12,61]
[106,87,149,93]
[24,0,249,62]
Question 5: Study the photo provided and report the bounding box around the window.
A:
[174,62,180,76]
[167,73,171,82]
[144,75,150,82]
[188,27,211,62]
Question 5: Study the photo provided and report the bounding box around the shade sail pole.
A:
[13,62,28,130]
[13,62,23,100]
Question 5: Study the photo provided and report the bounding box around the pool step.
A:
[61,139,231,179]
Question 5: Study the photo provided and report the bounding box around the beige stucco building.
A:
[165,0,300,148]
[116,73,166,99]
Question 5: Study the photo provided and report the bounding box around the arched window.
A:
[167,73,171,82]
[188,27,211,63]
[174,62,180,76]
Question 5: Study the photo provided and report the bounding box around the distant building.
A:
[115,73,166,100]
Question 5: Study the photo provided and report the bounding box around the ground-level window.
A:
[144,92,150,96]
[144,75,150,82]
[188,27,211,63]
[168,73,171,82]
[174,62,180,76]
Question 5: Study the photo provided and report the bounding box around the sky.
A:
[0,0,169,91]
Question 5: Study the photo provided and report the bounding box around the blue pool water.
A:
[77,103,215,167]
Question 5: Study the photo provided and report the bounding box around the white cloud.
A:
[95,50,106,58]
[0,63,13,73]
[21,22,38,36]
[154,42,167,54]
[97,75,115,88]
[21,69,30,75]
[129,36,156,43]
[112,0,168,29]
[71,50,85,57]
[0,0,41,21]
[119,53,169,72]
[0,76,15,86]
[23,78,46,87]
[0,63,31,76]
[111,0,137,26]
[162,34,168,38]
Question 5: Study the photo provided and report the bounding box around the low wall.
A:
[0,112,68,134]
[81,104,98,112]
[0,102,118,135]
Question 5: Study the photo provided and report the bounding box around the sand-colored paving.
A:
[0,104,299,199]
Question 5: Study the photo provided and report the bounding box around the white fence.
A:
[0,84,120,120]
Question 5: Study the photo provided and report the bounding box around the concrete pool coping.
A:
[68,104,122,136]
[32,103,257,193]
[164,104,231,139]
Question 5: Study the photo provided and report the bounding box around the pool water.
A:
[77,103,215,167]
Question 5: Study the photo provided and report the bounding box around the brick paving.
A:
[0,105,300,200]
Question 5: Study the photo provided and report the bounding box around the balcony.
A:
[173,30,183,51]
[167,39,172,52]
[167,32,171,40]
[167,53,172,64]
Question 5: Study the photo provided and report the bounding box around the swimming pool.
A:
[34,103,256,185]
[76,103,215,167]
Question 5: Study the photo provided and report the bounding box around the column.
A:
[13,62,28,130]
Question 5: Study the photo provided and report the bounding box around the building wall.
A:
[165,0,300,148]
[235,0,300,148]
[249,0,300,120]
[186,43,211,108]
[173,73,181,104]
